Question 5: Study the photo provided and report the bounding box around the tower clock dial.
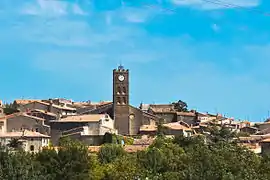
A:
[118,75,125,82]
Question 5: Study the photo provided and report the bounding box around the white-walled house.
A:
[0,130,50,153]
[50,114,117,146]
[0,114,50,152]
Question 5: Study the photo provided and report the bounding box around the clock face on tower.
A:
[118,75,125,82]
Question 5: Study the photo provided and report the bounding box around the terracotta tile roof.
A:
[5,113,45,121]
[93,101,112,106]
[14,99,41,105]
[150,108,175,113]
[73,101,112,107]
[261,138,270,143]
[139,125,157,132]
[51,114,108,122]
[129,105,161,120]
[150,104,174,108]
[148,104,175,113]
[24,101,76,111]
[163,121,192,130]
[176,112,196,117]
[0,130,50,138]
[88,146,101,152]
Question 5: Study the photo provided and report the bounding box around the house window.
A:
[30,145,34,151]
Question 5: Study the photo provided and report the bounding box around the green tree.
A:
[7,138,23,150]
[37,137,91,180]
[35,149,59,180]
[103,132,113,144]
[105,154,144,180]
[3,103,19,115]
[98,144,126,164]
[0,150,43,180]
[172,100,188,112]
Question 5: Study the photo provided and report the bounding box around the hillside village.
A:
[1,65,270,154]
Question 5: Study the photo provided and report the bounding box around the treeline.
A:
[1,127,270,180]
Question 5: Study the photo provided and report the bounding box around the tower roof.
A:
[118,64,124,70]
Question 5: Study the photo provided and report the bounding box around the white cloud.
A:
[73,4,88,15]
[172,0,260,10]
[122,7,155,23]
[21,0,87,16]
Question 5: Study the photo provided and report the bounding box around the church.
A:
[79,65,199,136]
[81,65,160,135]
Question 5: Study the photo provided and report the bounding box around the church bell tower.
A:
[113,65,130,135]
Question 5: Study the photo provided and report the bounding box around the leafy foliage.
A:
[7,138,23,150]
[103,133,134,145]
[172,100,188,112]
[98,144,126,164]
[1,127,270,180]
[3,103,19,115]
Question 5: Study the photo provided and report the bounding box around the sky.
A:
[0,0,270,121]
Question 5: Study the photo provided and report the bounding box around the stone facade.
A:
[113,65,130,135]
[6,113,50,135]
[0,131,50,153]
[112,66,160,135]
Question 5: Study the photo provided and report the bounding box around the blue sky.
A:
[0,0,270,121]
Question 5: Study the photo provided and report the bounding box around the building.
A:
[139,121,195,137]
[13,99,42,109]
[0,113,50,153]
[197,112,218,123]
[240,126,258,135]
[163,121,195,137]
[80,65,160,136]
[0,130,50,153]
[50,114,117,146]
[139,124,157,135]
[75,101,112,114]
[140,103,198,125]
[3,113,50,135]
[46,98,73,107]
[261,138,270,155]
[18,100,76,117]
[26,109,58,125]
